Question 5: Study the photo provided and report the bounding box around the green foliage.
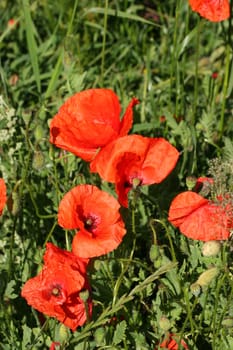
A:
[0,0,233,349]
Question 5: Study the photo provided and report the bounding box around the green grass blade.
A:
[22,0,41,93]
[82,7,160,27]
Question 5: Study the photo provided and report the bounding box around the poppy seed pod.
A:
[159,316,171,331]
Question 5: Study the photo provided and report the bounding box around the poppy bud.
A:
[32,151,45,170]
[196,267,219,288]
[149,245,160,262]
[34,124,44,141]
[7,191,20,216]
[159,316,171,331]
[202,241,221,257]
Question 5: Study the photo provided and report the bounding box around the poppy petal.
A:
[168,192,232,241]
[91,135,179,207]
[119,97,140,136]
[141,138,179,184]
[72,222,125,258]
[168,192,208,226]
[0,178,7,215]
[90,134,148,182]
[50,89,138,161]
[21,243,92,331]
[189,0,230,22]
[58,185,126,257]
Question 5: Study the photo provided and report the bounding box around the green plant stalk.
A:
[211,273,227,349]
[180,292,198,338]
[192,17,201,124]
[45,0,79,99]
[27,184,56,219]
[70,262,177,344]
[22,0,41,93]
[170,0,179,109]
[44,221,58,245]
[100,0,109,85]
[112,202,137,306]
[218,44,230,138]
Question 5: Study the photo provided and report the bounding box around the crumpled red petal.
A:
[21,243,92,331]
[168,191,232,241]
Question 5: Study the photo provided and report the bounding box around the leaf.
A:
[82,7,160,27]
[4,280,18,299]
[223,137,233,161]
[178,27,197,58]
[22,324,32,348]
[113,320,127,345]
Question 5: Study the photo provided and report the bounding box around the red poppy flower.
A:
[189,0,230,22]
[168,191,233,241]
[155,333,189,350]
[49,89,139,162]
[90,135,179,207]
[58,184,126,258]
[0,178,7,216]
[21,243,92,331]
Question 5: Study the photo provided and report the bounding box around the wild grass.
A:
[0,0,233,349]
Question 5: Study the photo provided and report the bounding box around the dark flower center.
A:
[43,283,67,305]
[84,214,100,234]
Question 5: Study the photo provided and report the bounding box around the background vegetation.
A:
[0,0,233,349]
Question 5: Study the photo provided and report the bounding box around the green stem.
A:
[27,184,56,219]
[101,0,109,85]
[44,220,58,245]
[112,204,136,306]
[218,44,230,138]
[192,18,201,124]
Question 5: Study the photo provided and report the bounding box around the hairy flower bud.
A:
[190,283,201,297]
[196,267,219,288]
